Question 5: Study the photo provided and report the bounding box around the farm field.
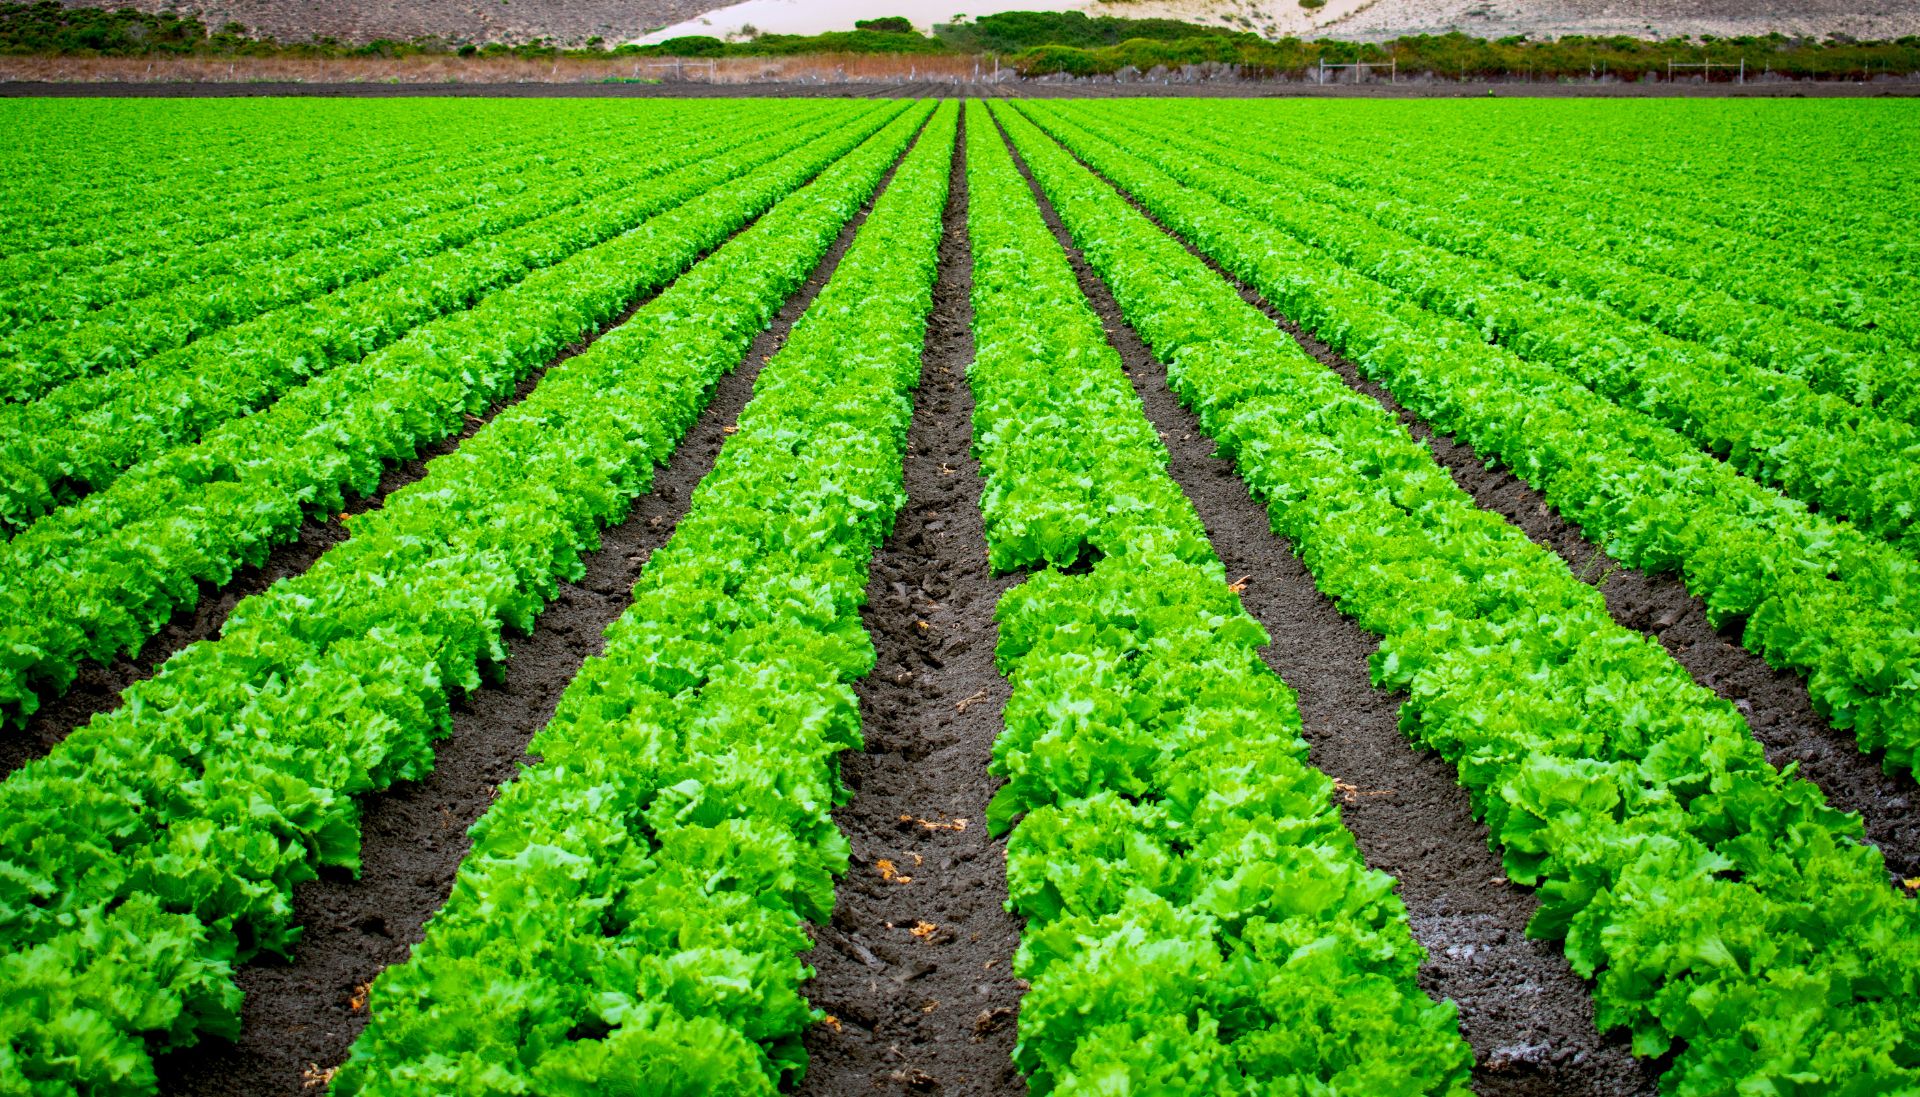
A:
[0,94,1916,1096]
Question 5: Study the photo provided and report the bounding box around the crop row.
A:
[0,106,743,394]
[336,101,956,1097]
[1239,101,1920,346]
[997,99,1920,1095]
[966,102,1472,1095]
[1027,103,1920,783]
[1146,104,1920,427]
[1071,104,1920,549]
[0,100,636,269]
[0,102,684,334]
[2,109,470,272]
[0,103,906,727]
[0,103,933,1097]
[0,103,870,532]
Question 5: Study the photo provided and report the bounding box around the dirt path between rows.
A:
[0,127,877,783]
[797,109,1027,1097]
[151,125,925,1097]
[993,106,1660,1097]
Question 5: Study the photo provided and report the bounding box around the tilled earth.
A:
[797,112,1028,1097]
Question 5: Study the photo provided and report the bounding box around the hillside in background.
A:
[48,0,1920,46]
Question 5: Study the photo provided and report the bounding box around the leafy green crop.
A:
[336,102,957,1097]
[0,102,747,332]
[0,103,903,724]
[997,98,1920,1096]
[1026,102,1920,784]
[966,102,1471,1096]
[0,105,741,403]
[1134,100,1920,429]
[0,104,869,533]
[1069,103,1920,554]
[0,103,929,1095]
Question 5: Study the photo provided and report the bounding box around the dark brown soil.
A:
[993,108,1660,1097]
[148,127,923,1097]
[797,110,1027,1097]
[1018,110,1920,886]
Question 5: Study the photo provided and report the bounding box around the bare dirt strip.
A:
[1019,121,1920,888]
[992,107,1662,1097]
[0,123,882,783]
[797,109,1028,1097]
[149,125,926,1097]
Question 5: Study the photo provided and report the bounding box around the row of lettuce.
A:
[994,98,1920,1093]
[1134,103,1920,427]
[1069,105,1920,555]
[1206,101,1920,366]
[0,102,927,1094]
[334,99,956,1096]
[0,102,751,402]
[963,101,1473,1093]
[0,103,713,356]
[345,98,1475,1095]
[0,100,684,258]
[0,103,896,723]
[1027,102,1920,785]
[5,93,1915,1095]
[0,105,843,532]
[0,102,837,530]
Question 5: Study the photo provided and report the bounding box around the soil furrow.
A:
[797,109,1028,1097]
[1014,115,1920,885]
[148,127,926,1097]
[993,107,1661,1097]
[0,132,877,782]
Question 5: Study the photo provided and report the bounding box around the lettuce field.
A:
[0,95,1916,1097]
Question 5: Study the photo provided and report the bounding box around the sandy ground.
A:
[640,0,1920,44]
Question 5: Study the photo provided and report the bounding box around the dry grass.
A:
[0,52,996,85]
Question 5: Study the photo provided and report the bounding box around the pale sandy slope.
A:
[59,0,1920,47]
[642,0,1920,43]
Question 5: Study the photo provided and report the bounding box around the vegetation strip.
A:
[0,102,902,724]
[0,101,678,349]
[1145,102,1920,429]
[1021,102,1920,784]
[151,142,877,1095]
[1073,105,1920,549]
[335,101,956,1096]
[1001,109,1660,1096]
[971,101,1471,1094]
[793,105,1028,1096]
[0,104,929,1095]
[995,97,1920,1095]
[0,104,760,405]
[1277,313,1920,884]
[0,103,862,532]
[0,100,521,260]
